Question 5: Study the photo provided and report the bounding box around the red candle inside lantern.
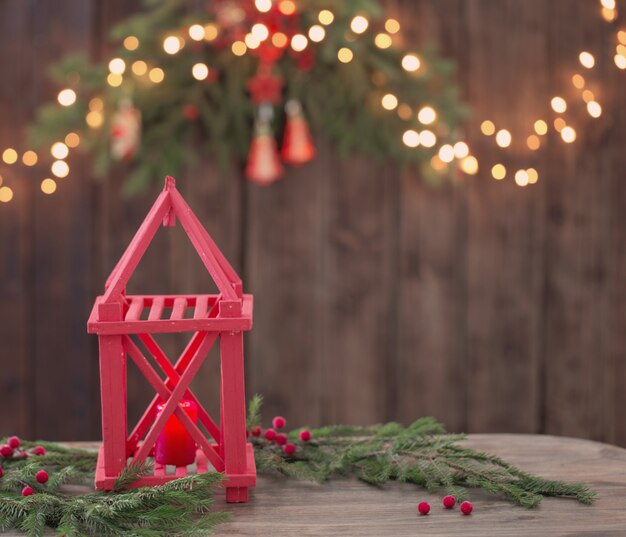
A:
[154,400,198,466]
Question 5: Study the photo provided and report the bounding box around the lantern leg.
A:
[97,334,127,486]
[220,331,249,503]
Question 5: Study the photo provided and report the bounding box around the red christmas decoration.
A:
[283,443,296,456]
[32,446,46,456]
[250,426,262,437]
[0,467,4,478]
[36,470,49,484]
[272,416,286,429]
[246,113,284,185]
[0,445,13,458]
[8,436,20,449]
[88,177,256,503]
[275,433,288,446]
[183,104,200,121]
[264,428,277,441]
[21,486,34,497]
[443,495,456,509]
[418,501,431,515]
[460,501,473,515]
[281,100,315,166]
[247,68,284,106]
[110,100,141,161]
[299,429,311,442]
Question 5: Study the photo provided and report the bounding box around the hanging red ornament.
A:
[246,104,284,185]
[247,67,284,105]
[281,99,315,166]
[110,99,141,161]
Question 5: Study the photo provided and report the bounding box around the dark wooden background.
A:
[0,0,625,446]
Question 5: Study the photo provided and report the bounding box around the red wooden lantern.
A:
[88,177,256,503]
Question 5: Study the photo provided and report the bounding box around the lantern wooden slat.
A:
[89,177,255,501]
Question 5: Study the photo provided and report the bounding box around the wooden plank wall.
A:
[0,0,624,445]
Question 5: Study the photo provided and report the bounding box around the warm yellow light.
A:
[309,25,325,42]
[374,33,392,49]
[495,129,512,148]
[397,104,412,120]
[534,119,548,135]
[401,54,421,72]
[419,130,436,148]
[252,23,269,41]
[255,0,272,12]
[381,93,398,110]
[89,97,103,111]
[22,150,38,166]
[86,111,104,129]
[402,130,420,148]
[572,74,585,89]
[561,126,576,143]
[618,44,626,56]
[619,30,626,45]
[527,134,541,150]
[526,168,539,184]
[385,19,400,34]
[2,148,18,164]
[417,106,436,125]
[515,169,529,187]
[188,24,205,41]
[109,58,126,75]
[318,9,334,25]
[232,41,247,56]
[163,36,182,54]
[601,0,616,8]
[0,186,13,203]
[192,63,209,80]
[582,89,595,103]
[245,33,261,49]
[148,67,165,83]
[553,117,566,132]
[587,101,602,118]
[51,160,69,178]
[291,34,308,52]
[438,144,455,163]
[337,47,353,63]
[41,178,57,194]
[491,163,506,180]
[123,36,139,51]
[58,88,77,107]
[579,51,595,69]
[65,132,80,148]
[0,175,2,186]
[481,120,496,136]
[602,7,617,21]
[460,155,478,175]
[430,155,447,172]
[350,16,369,34]
[551,96,567,113]
[107,73,123,87]
[51,142,69,160]
[614,54,626,69]
[272,32,288,48]
[132,60,148,76]
[278,0,296,15]
[204,24,219,41]
[453,141,469,158]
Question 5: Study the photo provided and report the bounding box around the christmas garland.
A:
[0,396,595,537]
[27,0,467,194]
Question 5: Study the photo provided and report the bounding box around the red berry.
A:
[0,467,3,478]
[299,430,311,442]
[443,495,456,509]
[250,426,262,437]
[7,436,20,449]
[460,501,473,515]
[275,433,288,446]
[182,104,199,121]
[418,501,430,515]
[33,446,46,456]
[21,486,34,497]
[36,470,49,484]
[0,445,13,458]
[264,429,276,441]
[283,443,296,456]
[272,416,286,430]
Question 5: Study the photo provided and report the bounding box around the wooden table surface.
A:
[8,434,626,536]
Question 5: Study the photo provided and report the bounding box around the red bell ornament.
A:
[281,100,315,166]
[246,105,284,185]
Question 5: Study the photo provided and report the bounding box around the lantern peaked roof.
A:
[101,176,242,305]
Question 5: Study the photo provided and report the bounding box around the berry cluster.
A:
[249,415,312,456]
[418,496,474,516]
[0,436,49,497]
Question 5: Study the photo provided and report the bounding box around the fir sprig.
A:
[250,402,596,508]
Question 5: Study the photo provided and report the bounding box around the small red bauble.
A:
[443,495,456,509]
[251,426,262,437]
[32,446,46,456]
[272,416,286,429]
[0,445,13,458]
[36,470,49,484]
[460,501,473,515]
[264,428,277,441]
[283,443,296,456]
[299,429,311,442]
[0,466,3,478]
[182,104,200,121]
[21,486,34,497]
[8,436,20,449]
[275,433,288,446]
[418,501,430,515]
